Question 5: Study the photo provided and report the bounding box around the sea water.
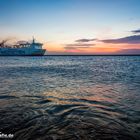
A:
[0,56,140,140]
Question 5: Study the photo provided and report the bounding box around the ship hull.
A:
[0,48,46,56]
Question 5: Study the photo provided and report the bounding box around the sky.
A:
[0,0,140,54]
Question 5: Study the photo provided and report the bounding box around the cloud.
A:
[64,43,95,51]
[65,43,95,47]
[75,38,96,42]
[64,46,91,50]
[131,29,140,34]
[64,38,95,51]
[116,49,140,54]
[101,35,140,44]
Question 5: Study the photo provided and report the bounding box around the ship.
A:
[0,38,46,56]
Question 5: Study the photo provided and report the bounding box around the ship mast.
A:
[32,37,35,44]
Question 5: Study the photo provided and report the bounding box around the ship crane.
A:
[0,40,8,47]
[0,39,11,48]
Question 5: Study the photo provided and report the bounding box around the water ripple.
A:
[0,56,140,140]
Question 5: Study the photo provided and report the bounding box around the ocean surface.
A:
[0,56,140,140]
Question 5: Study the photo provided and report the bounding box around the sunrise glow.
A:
[0,0,140,55]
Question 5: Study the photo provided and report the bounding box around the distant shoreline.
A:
[0,54,140,57]
[45,54,140,56]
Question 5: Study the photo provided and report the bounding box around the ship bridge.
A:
[31,38,43,49]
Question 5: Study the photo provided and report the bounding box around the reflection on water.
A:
[0,56,140,140]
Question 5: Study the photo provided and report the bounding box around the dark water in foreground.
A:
[0,56,140,140]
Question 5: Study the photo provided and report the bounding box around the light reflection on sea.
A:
[0,56,140,140]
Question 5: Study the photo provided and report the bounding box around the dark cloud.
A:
[116,49,140,54]
[65,46,91,50]
[101,35,140,44]
[75,38,96,42]
[131,29,140,34]
[64,43,95,50]
[65,43,95,47]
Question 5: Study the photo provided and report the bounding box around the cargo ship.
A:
[0,38,46,56]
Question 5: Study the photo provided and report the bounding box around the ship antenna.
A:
[32,36,35,43]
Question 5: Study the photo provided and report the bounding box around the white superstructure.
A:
[0,38,46,56]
